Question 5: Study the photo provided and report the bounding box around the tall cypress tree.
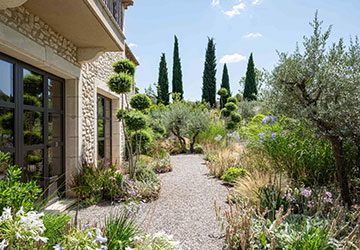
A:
[220,63,231,108]
[157,53,169,105]
[243,53,257,101]
[172,35,183,100]
[202,38,217,107]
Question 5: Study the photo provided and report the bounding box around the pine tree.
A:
[157,53,169,105]
[172,35,183,100]
[202,38,217,107]
[243,53,257,101]
[220,64,230,108]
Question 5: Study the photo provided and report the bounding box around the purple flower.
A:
[270,132,276,141]
[109,176,116,181]
[96,236,107,244]
[301,189,312,198]
[325,192,332,198]
[307,201,314,208]
[262,116,278,125]
[324,197,333,203]
[81,224,89,231]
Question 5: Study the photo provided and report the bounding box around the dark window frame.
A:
[97,94,112,163]
[0,52,65,195]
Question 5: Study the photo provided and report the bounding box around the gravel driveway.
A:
[138,154,228,250]
[69,154,228,249]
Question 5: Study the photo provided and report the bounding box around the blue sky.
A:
[125,0,360,101]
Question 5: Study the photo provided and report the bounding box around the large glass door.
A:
[0,53,65,196]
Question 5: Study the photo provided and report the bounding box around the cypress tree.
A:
[172,35,183,100]
[202,38,217,107]
[220,64,231,108]
[243,53,257,101]
[157,53,169,105]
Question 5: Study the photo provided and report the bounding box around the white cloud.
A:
[243,32,263,38]
[252,0,261,5]
[220,53,246,64]
[223,2,246,17]
[211,0,220,6]
[128,43,138,48]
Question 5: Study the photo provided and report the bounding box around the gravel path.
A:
[69,154,228,249]
[138,154,228,250]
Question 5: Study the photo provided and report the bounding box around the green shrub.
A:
[104,208,142,250]
[122,111,148,131]
[230,112,242,123]
[217,88,228,97]
[225,102,237,111]
[227,97,238,104]
[107,73,133,94]
[152,154,172,174]
[130,94,152,111]
[220,108,231,117]
[136,164,159,184]
[135,164,161,201]
[221,168,246,183]
[113,59,136,76]
[43,213,71,249]
[130,232,179,249]
[226,121,236,130]
[197,120,226,144]
[193,145,204,154]
[131,130,153,154]
[0,152,41,214]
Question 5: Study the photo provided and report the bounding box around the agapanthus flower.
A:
[262,116,278,125]
[270,131,276,141]
[301,189,312,198]
[214,134,223,142]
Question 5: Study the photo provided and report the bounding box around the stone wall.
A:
[0,6,78,65]
[81,52,125,164]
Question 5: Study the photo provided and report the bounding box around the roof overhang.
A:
[125,43,139,66]
[23,0,126,53]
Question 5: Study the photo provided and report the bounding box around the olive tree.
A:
[270,12,360,205]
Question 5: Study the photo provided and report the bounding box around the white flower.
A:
[0,239,8,250]
[214,134,223,142]
[0,207,12,222]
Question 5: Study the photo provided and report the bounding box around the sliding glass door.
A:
[0,53,65,196]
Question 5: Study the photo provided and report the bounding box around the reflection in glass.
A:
[97,96,104,117]
[0,59,14,102]
[98,140,104,159]
[0,108,14,149]
[24,111,43,145]
[48,78,62,110]
[49,113,62,143]
[98,119,104,138]
[0,152,13,178]
[23,69,43,107]
[24,149,43,180]
[48,147,62,177]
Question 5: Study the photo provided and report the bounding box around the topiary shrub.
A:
[227,96,238,104]
[130,94,152,111]
[221,108,231,117]
[113,59,136,76]
[131,130,153,154]
[231,112,242,123]
[226,121,236,130]
[221,167,247,184]
[121,111,147,131]
[193,144,204,154]
[217,88,228,97]
[225,102,237,112]
[107,73,133,94]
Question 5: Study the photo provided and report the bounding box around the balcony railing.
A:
[102,0,124,31]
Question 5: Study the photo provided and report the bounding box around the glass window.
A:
[24,111,43,145]
[0,59,14,103]
[48,147,63,177]
[24,149,43,181]
[97,95,112,162]
[0,108,14,148]
[48,78,63,110]
[23,69,43,107]
[49,113,62,143]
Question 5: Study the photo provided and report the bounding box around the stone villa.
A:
[0,0,138,196]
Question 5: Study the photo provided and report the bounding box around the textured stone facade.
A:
[0,6,78,65]
[81,52,126,164]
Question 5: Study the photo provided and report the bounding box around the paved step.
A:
[44,199,77,214]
